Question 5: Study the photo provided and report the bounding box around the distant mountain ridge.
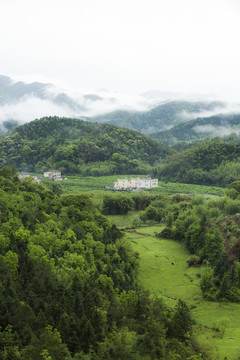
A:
[1,75,240,146]
[151,114,240,145]
[92,101,226,134]
[0,75,84,110]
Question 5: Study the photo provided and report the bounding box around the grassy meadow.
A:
[108,216,240,360]
[60,174,225,196]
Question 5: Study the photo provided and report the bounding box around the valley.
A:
[107,217,240,360]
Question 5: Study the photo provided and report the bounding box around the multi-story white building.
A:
[129,177,141,188]
[43,170,63,181]
[150,178,158,187]
[114,178,130,189]
[113,177,158,190]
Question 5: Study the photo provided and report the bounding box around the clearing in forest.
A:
[122,223,240,360]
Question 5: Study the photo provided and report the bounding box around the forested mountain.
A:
[93,101,225,134]
[0,116,173,175]
[153,135,240,187]
[151,114,240,145]
[0,167,201,359]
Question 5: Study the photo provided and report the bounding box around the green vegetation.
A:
[0,116,173,175]
[151,114,240,145]
[93,100,224,134]
[59,175,224,196]
[153,136,240,187]
[0,166,204,359]
[122,223,240,360]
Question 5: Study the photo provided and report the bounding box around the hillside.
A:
[153,136,240,187]
[93,100,225,134]
[0,116,173,175]
[151,114,240,145]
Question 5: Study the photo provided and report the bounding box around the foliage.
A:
[0,116,172,175]
[152,114,240,145]
[0,166,200,359]
[93,101,224,135]
[153,136,240,187]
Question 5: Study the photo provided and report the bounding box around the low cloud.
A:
[179,103,240,121]
[0,84,153,129]
[193,124,240,137]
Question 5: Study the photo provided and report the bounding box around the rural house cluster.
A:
[18,170,66,183]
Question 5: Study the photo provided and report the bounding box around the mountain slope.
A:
[153,135,240,186]
[0,116,173,175]
[92,101,225,133]
[151,114,240,145]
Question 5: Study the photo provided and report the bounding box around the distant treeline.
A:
[153,136,240,187]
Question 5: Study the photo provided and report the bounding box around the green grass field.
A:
[59,175,225,196]
[107,215,240,360]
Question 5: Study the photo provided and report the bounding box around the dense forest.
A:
[0,117,173,176]
[151,114,240,145]
[0,166,205,359]
[93,101,224,134]
[153,135,240,187]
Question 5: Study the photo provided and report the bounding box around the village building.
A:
[43,170,63,181]
[113,177,158,190]
[18,174,42,183]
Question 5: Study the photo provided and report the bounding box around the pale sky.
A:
[1,0,240,100]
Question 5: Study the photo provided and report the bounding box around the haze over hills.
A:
[92,101,227,134]
[151,114,240,145]
[1,75,240,144]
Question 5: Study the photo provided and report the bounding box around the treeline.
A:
[0,116,173,176]
[153,136,240,187]
[102,193,166,215]
[0,167,203,359]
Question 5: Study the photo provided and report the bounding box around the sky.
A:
[1,0,240,100]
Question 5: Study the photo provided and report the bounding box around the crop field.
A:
[108,215,240,360]
[60,174,225,196]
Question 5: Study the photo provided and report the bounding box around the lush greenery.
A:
[56,174,224,196]
[0,167,204,359]
[93,101,224,134]
[153,136,240,187]
[122,223,240,360]
[129,188,240,304]
[0,116,173,176]
[151,114,240,145]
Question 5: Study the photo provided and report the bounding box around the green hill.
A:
[153,136,240,186]
[151,114,240,145]
[92,101,225,134]
[0,116,173,175]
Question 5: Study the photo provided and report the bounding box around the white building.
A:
[150,178,158,187]
[114,178,130,189]
[129,177,141,188]
[18,174,41,183]
[113,177,158,190]
[43,170,63,181]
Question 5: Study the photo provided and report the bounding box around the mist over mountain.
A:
[92,101,226,134]
[0,75,152,133]
[1,75,240,143]
[151,114,240,145]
